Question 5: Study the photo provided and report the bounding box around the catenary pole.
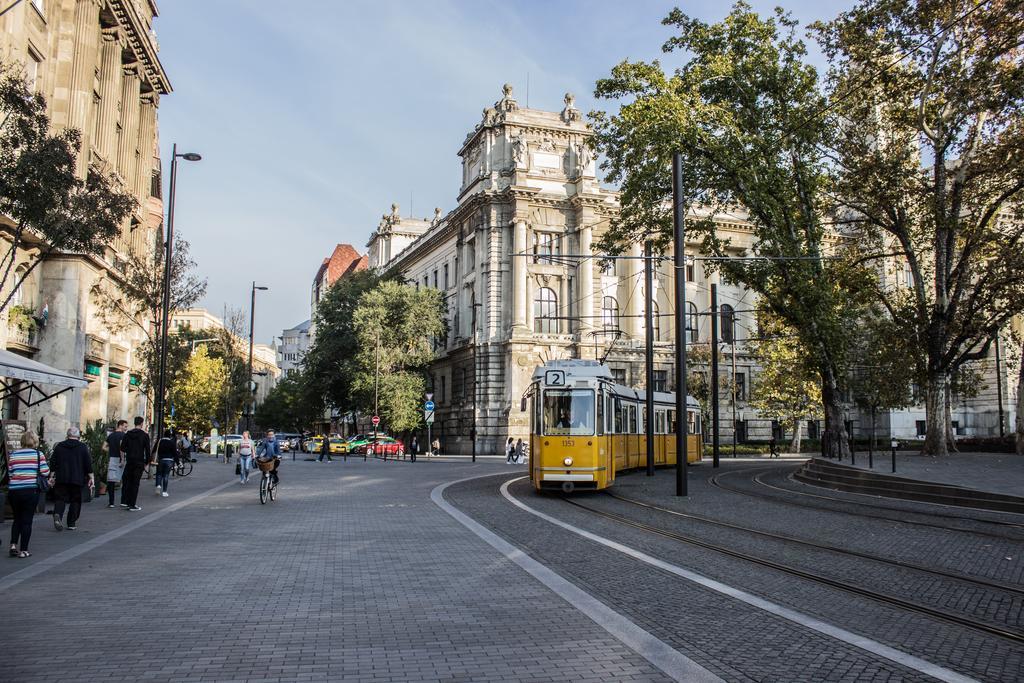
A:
[644,241,655,476]
[711,283,720,468]
[672,152,688,497]
[155,144,178,441]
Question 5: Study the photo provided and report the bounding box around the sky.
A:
[155,0,854,346]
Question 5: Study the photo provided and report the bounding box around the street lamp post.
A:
[247,281,268,431]
[154,144,201,441]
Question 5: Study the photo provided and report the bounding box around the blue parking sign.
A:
[424,400,435,411]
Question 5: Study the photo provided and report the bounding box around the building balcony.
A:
[5,320,39,355]
[110,344,129,371]
[85,334,108,363]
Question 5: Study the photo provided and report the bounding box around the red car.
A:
[364,436,405,458]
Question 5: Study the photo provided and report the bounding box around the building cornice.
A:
[109,0,171,94]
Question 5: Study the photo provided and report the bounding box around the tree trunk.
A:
[870,406,876,457]
[944,385,959,453]
[1016,337,1024,455]
[921,372,948,456]
[820,366,850,459]
[789,419,802,454]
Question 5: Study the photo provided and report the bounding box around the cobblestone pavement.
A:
[444,465,1023,682]
[828,451,1024,498]
[1,456,668,682]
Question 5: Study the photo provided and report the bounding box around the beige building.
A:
[0,0,169,443]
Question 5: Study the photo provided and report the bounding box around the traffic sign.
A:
[424,409,435,425]
[371,415,380,426]
[425,392,434,401]
[424,400,435,411]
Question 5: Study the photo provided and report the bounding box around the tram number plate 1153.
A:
[545,370,566,386]
[562,439,575,447]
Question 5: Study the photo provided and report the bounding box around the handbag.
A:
[35,450,49,493]
[235,462,241,475]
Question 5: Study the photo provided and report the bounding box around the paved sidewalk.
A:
[1,457,666,682]
[833,450,1024,497]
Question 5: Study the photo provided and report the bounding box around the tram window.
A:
[614,399,624,433]
[596,392,604,435]
[687,411,697,435]
[655,410,667,434]
[543,389,595,435]
[628,404,638,434]
[668,410,677,434]
[607,395,615,433]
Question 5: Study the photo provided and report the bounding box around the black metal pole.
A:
[711,284,720,468]
[644,241,655,477]
[672,152,688,497]
[995,332,1005,438]
[155,144,178,441]
[246,282,256,432]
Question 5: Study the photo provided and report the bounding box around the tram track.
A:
[603,490,1024,596]
[558,494,1024,646]
[709,466,1024,541]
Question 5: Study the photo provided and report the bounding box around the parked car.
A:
[329,438,350,454]
[365,436,404,458]
[347,434,378,454]
[303,436,325,453]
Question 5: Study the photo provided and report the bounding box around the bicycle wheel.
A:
[259,474,269,504]
[178,460,193,477]
[268,476,277,502]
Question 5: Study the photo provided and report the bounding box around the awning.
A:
[0,347,88,408]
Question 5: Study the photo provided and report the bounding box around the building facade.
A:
[276,320,310,378]
[0,0,169,443]
[310,243,367,326]
[366,85,1018,453]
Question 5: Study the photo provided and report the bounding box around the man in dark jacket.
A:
[49,426,94,531]
[119,416,151,511]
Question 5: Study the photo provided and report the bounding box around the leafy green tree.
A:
[591,3,871,458]
[748,311,822,453]
[0,63,135,312]
[254,370,323,432]
[170,346,227,437]
[848,312,916,451]
[351,281,446,433]
[815,2,1024,455]
[686,343,732,440]
[303,269,384,414]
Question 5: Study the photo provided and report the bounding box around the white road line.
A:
[0,479,236,592]
[431,474,724,683]
[499,478,979,683]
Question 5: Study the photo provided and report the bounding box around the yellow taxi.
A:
[329,438,350,454]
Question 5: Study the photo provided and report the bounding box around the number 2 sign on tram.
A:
[544,370,565,386]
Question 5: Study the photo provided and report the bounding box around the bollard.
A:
[868,446,873,469]
[850,436,856,466]
[890,439,898,473]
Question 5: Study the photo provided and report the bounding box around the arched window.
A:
[720,304,735,344]
[686,302,699,342]
[651,302,661,341]
[534,287,557,334]
[601,296,619,333]
[9,265,26,308]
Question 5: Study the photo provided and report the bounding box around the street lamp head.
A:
[254,286,269,291]
[179,152,202,162]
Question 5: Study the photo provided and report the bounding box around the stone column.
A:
[559,275,569,335]
[96,29,122,164]
[512,217,527,332]
[624,242,643,338]
[68,0,102,172]
[135,93,157,201]
[117,64,141,187]
[578,222,594,336]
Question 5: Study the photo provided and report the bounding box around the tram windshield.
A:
[542,389,595,436]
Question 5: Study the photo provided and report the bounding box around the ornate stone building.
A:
[366,85,1018,453]
[0,0,169,443]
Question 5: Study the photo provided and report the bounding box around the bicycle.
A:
[256,458,278,504]
[173,455,194,477]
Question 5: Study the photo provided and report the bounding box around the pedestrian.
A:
[514,437,525,465]
[49,426,94,531]
[7,431,49,558]
[410,435,418,463]
[318,434,332,462]
[238,430,254,484]
[769,436,779,458]
[103,419,128,508]
[505,437,515,464]
[154,429,176,497]
[257,430,282,483]
[119,416,151,511]
[431,437,440,457]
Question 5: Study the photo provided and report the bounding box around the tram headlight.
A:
[563,457,573,467]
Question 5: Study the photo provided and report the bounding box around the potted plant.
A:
[83,420,109,498]
[7,304,37,332]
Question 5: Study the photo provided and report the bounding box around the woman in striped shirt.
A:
[8,431,49,558]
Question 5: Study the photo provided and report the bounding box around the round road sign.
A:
[371,415,380,426]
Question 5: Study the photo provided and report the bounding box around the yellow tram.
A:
[526,360,703,492]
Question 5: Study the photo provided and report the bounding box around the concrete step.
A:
[793,458,1024,514]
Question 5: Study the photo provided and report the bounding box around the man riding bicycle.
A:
[257,430,282,483]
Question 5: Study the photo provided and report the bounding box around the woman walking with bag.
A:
[8,431,49,558]
[238,431,254,484]
[153,429,177,497]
